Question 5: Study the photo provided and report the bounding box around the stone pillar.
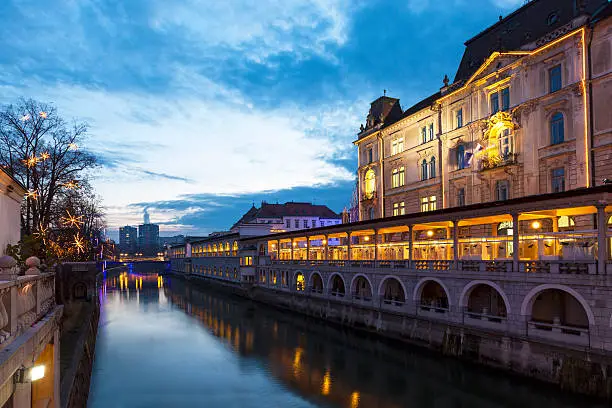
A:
[512,213,520,272]
[13,380,31,408]
[323,235,328,261]
[306,237,310,261]
[408,225,413,265]
[373,229,378,261]
[552,217,559,233]
[347,233,352,261]
[291,239,294,261]
[597,204,607,275]
[453,220,459,268]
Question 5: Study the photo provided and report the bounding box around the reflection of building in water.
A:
[165,280,574,408]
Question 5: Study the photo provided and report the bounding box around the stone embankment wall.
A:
[248,287,612,400]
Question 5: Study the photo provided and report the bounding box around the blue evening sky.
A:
[0,0,524,238]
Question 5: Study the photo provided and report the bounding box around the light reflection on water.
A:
[89,271,604,408]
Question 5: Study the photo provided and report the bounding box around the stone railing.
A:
[0,273,56,348]
[268,258,603,275]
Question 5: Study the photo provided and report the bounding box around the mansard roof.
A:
[454,0,607,82]
[231,202,341,230]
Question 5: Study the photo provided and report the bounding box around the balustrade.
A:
[0,273,56,348]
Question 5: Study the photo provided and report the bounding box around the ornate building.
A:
[356,0,612,220]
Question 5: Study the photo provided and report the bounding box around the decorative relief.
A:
[535,21,575,48]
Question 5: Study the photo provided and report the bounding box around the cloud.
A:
[149,0,353,64]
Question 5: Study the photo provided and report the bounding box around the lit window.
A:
[392,166,405,188]
[391,138,404,155]
[550,112,564,145]
[549,65,561,93]
[364,169,376,199]
[429,195,437,211]
[393,201,405,216]
[420,197,429,212]
[498,128,514,158]
[495,180,509,201]
[457,188,465,206]
[501,88,510,111]
[429,157,436,179]
[456,145,466,169]
[456,108,463,128]
[490,92,499,115]
[428,123,434,141]
[421,159,428,181]
[551,167,565,193]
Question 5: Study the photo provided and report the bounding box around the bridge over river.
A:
[87,265,605,408]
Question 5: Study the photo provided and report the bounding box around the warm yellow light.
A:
[321,370,331,395]
[427,230,434,237]
[531,221,541,230]
[350,391,360,408]
[30,365,45,381]
[363,236,370,242]
[322,239,327,245]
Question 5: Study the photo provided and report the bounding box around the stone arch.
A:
[328,273,346,296]
[413,277,451,309]
[459,280,511,316]
[293,271,306,291]
[350,274,373,300]
[378,275,407,304]
[309,271,324,293]
[520,284,595,326]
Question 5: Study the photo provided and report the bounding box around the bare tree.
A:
[0,99,97,235]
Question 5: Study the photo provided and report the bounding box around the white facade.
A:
[0,170,25,255]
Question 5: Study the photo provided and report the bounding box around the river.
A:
[88,270,604,408]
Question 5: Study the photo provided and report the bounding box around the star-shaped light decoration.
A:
[25,189,38,200]
[68,143,78,151]
[62,180,80,190]
[73,233,85,254]
[61,210,84,227]
[23,155,39,168]
[33,222,49,245]
[39,111,47,119]
[20,114,31,122]
[39,152,50,161]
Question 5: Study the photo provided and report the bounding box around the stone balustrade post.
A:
[596,204,607,275]
[512,212,520,273]
[9,285,17,335]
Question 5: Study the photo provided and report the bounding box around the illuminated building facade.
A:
[231,202,342,233]
[356,0,612,221]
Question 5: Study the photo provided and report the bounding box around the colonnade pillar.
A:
[453,219,459,268]
[512,213,520,272]
[408,225,413,264]
[596,204,607,275]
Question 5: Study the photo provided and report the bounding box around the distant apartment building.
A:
[119,226,138,255]
[355,0,612,220]
[160,235,186,247]
[138,223,160,256]
[231,202,342,233]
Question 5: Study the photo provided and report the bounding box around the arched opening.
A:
[295,272,305,292]
[421,159,428,181]
[419,281,449,312]
[465,284,507,322]
[232,241,238,256]
[380,277,405,306]
[364,169,376,199]
[352,276,372,301]
[330,274,345,297]
[529,289,589,335]
[429,157,436,179]
[310,273,323,294]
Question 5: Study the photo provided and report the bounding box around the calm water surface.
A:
[88,270,605,408]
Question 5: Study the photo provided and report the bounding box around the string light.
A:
[39,152,50,161]
[68,143,78,151]
[25,189,38,200]
[61,210,84,227]
[23,155,39,168]
[73,233,85,254]
[39,111,47,119]
[33,223,49,245]
[63,180,80,190]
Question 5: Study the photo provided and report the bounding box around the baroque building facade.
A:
[356,0,612,221]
